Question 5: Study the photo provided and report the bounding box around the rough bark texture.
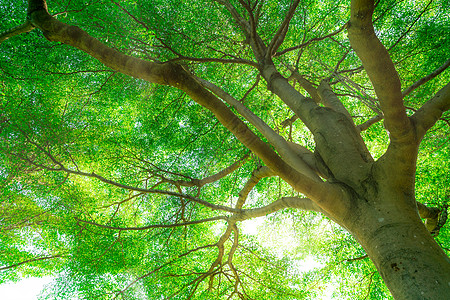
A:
[348,191,450,300]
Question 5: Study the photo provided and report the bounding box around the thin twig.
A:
[0,255,64,271]
[75,216,227,231]
[402,58,450,97]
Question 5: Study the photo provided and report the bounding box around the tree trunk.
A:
[347,190,450,300]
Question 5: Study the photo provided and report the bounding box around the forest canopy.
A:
[1,0,450,299]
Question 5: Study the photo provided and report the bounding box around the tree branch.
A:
[173,153,250,188]
[227,224,242,295]
[317,80,353,122]
[22,0,348,220]
[0,254,64,271]
[195,76,321,181]
[357,114,384,132]
[75,216,227,231]
[214,0,250,36]
[417,202,448,236]
[417,202,440,219]
[287,70,321,103]
[345,254,369,262]
[66,169,243,213]
[19,142,242,213]
[267,0,300,57]
[168,56,258,67]
[332,72,381,115]
[114,243,216,299]
[232,197,323,222]
[348,0,412,141]
[235,166,276,209]
[411,82,450,140]
[387,0,433,52]
[0,20,35,43]
[403,58,450,97]
[274,23,347,57]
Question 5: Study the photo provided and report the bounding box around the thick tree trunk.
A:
[346,191,450,299]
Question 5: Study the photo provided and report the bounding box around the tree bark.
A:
[346,190,450,300]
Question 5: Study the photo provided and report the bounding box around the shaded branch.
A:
[417,202,448,236]
[324,58,381,115]
[66,171,241,213]
[357,114,384,132]
[239,0,267,60]
[168,56,258,68]
[174,153,250,188]
[280,115,298,128]
[0,254,64,271]
[75,216,227,231]
[206,225,234,289]
[417,202,440,219]
[267,0,300,57]
[21,144,241,213]
[411,82,450,140]
[214,0,250,36]
[222,224,242,296]
[346,254,369,262]
[403,58,450,97]
[114,243,216,299]
[387,0,433,52]
[274,23,347,57]
[0,20,35,43]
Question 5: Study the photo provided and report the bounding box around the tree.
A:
[1,0,449,299]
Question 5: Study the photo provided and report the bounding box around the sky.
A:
[0,276,53,300]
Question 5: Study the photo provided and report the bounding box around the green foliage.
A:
[0,0,449,299]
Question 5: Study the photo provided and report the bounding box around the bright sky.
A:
[0,277,53,300]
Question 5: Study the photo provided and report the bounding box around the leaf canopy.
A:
[1,0,449,299]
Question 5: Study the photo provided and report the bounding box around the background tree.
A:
[1,0,450,299]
